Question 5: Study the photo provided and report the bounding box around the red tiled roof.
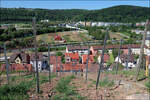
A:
[99,54,110,63]
[54,63,84,72]
[67,45,89,51]
[92,44,148,50]
[65,52,79,60]
[82,54,94,64]
[10,52,30,63]
[55,35,62,41]
[0,64,32,72]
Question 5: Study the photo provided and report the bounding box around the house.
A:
[97,54,110,67]
[115,54,136,68]
[65,52,79,63]
[30,53,44,71]
[82,54,94,64]
[0,64,32,72]
[90,44,148,55]
[49,55,62,72]
[66,45,89,55]
[40,19,49,23]
[10,52,30,64]
[55,35,62,41]
[0,56,10,62]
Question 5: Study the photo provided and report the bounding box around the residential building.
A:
[115,54,136,68]
[49,55,62,72]
[30,53,43,71]
[90,44,148,55]
[82,54,94,64]
[10,52,30,64]
[97,54,110,67]
[66,45,89,55]
[65,52,79,64]
[55,35,62,41]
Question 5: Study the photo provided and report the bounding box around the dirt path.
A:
[27,72,149,100]
[71,73,149,100]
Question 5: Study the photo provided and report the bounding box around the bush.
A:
[53,75,85,100]
[99,77,114,87]
[0,81,33,100]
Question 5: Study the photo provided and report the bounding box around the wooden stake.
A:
[48,44,51,83]
[116,39,122,74]
[4,44,10,84]
[32,17,40,93]
[85,46,90,82]
[134,19,150,81]
[96,28,109,89]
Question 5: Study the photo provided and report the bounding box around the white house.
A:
[115,54,136,69]
[30,53,43,71]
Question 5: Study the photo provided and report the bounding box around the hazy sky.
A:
[1,0,149,10]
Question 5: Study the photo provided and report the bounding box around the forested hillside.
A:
[0,5,149,23]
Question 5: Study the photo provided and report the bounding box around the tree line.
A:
[0,27,74,41]
[0,5,150,23]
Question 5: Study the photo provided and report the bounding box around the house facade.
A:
[97,54,110,67]
[66,45,89,55]
[82,54,94,64]
[65,52,79,64]
[90,44,149,55]
[10,52,30,64]
[30,53,43,71]
[49,55,62,72]
[115,54,136,69]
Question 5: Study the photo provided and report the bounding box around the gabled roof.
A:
[82,54,94,64]
[10,52,30,63]
[65,52,79,60]
[67,45,89,51]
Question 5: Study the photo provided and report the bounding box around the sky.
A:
[0,0,149,10]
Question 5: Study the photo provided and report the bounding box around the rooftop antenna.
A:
[96,28,109,89]
[32,17,40,93]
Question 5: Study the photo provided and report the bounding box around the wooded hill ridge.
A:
[0,5,150,23]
